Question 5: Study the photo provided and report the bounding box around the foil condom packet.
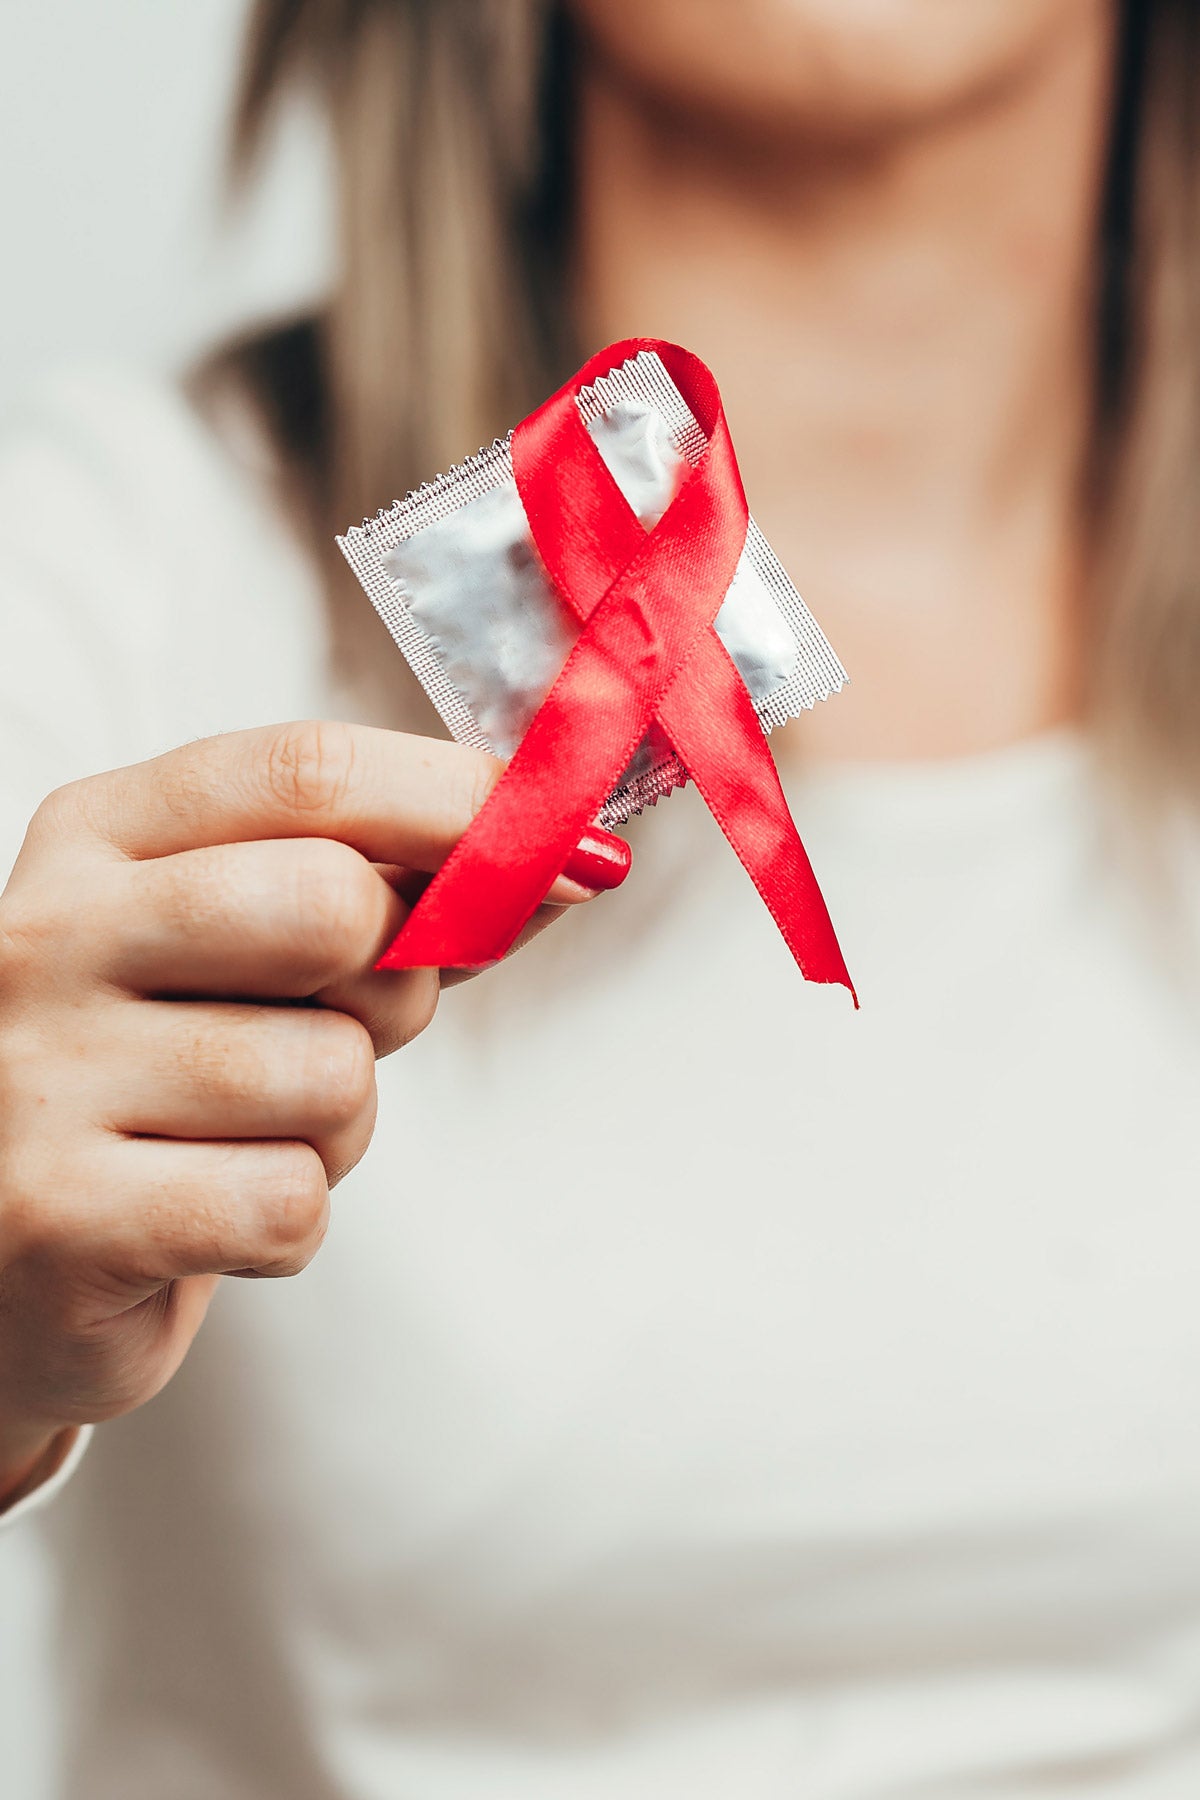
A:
[337,348,847,827]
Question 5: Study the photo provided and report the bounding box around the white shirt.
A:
[2,368,1200,1799]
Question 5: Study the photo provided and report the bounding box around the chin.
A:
[566,0,1112,142]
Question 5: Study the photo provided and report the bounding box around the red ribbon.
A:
[378,338,855,1001]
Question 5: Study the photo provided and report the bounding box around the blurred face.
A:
[566,0,1113,141]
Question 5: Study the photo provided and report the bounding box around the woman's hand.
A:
[0,720,616,1504]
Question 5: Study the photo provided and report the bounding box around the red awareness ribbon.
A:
[377,338,855,1001]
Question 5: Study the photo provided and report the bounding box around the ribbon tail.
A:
[658,635,857,1003]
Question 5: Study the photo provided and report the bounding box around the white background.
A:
[0,0,331,417]
[0,3,329,1789]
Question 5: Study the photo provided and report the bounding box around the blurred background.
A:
[0,3,311,1786]
[0,0,328,415]
[6,5,1194,1796]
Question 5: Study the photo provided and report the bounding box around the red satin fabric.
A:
[379,338,855,1000]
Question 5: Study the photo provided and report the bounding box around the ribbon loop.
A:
[380,338,855,1001]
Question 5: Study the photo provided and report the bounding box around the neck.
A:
[571,15,1116,760]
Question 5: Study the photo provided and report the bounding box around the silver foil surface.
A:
[338,350,846,824]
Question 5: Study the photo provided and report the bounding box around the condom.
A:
[337,340,855,998]
[338,347,846,825]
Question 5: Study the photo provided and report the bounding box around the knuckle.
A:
[0,860,127,1001]
[28,778,87,844]
[0,901,37,998]
[0,1144,97,1288]
[306,1014,375,1128]
[0,1014,43,1120]
[327,1111,376,1190]
[292,843,381,978]
[0,880,78,993]
[0,1146,52,1262]
[261,1147,329,1269]
[264,721,357,820]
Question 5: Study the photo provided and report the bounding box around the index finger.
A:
[71,721,504,873]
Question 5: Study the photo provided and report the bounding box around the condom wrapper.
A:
[338,339,854,997]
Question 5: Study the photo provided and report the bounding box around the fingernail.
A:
[561,829,632,894]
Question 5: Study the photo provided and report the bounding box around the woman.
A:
[3,0,1199,1792]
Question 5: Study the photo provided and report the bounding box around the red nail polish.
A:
[561,829,632,893]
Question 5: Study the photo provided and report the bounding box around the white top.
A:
[3,369,1200,1800]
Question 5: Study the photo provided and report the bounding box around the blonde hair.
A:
[215,0,1200,795]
